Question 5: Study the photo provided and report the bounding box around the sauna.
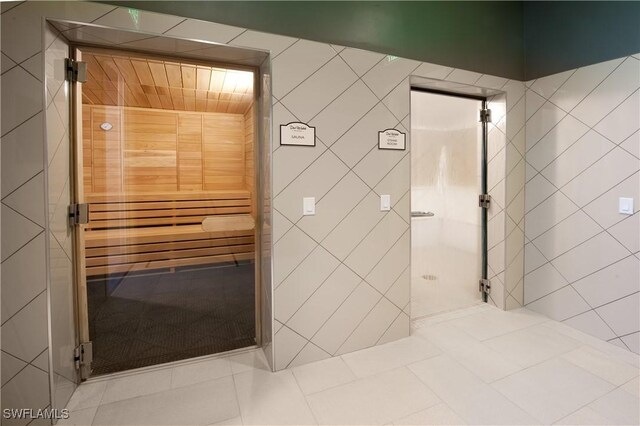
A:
[74,47,259,376]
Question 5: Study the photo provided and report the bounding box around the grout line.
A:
[271,226,335,291]
[229,368,245,425]
[0,347,49,388]
[280,327,317,369]
[0,288,47,328]
[161,18,188,35]
[610,330,640,340]
[90,6,120,23]
[0,1,25,15]
[15,52,43,83]
[288,362,321,424]
[270,38,301,62]
[225,28,249,45]
[1,109,43,139]
[1,170,44,203]
[0,200,45,232]
[375,307,404,346]
[304,75,360,123]
[525,58,628,153]
[560,290,640,324]
[276,48,339,101]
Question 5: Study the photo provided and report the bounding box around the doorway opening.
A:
[410,89,488,319]
[72,46,260,376]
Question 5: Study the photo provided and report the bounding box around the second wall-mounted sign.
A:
[378,128,406,150]
[280,122,316,147]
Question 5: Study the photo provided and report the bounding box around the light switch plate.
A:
[303,197,316,215]
[619,197,634,215]
[380,194,391,211]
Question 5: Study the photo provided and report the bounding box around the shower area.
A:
[410,90,485,318]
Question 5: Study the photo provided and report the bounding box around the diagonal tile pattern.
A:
[1,3,521,412]
[268,40,522,368]
[524,54,640,354]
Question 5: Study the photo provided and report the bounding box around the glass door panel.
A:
[410,91,483,318]
[76,47,258,376]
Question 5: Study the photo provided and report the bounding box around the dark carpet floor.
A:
[87,262,255,376]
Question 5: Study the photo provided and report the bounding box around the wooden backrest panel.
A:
[203,113,245,190]
[91,105,122,193]
[123,109,178,193]
[82,105,250,195]
[178,113,203,191]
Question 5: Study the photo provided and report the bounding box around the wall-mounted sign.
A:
[280,122,316,147]
[378,128,406,150]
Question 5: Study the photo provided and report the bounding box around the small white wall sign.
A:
[378,128,406,150]
[280,122,316,147]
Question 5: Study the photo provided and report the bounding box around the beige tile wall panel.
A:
[524,55,640,354]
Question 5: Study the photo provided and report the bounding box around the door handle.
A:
[411,211,435,217]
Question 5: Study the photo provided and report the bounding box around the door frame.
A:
[69,43,265,378]
[408,87,490,314]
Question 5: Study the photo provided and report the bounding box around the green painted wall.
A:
[524,1,640,80]
[100,1,525,80]
[98,1,640,81]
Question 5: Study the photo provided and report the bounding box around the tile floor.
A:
[61,304,639,425]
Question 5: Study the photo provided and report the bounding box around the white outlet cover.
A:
[619,197,634,215]
[380,194,391,211]
[303,197,315,215]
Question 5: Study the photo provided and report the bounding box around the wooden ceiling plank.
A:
[165,62,183,88]
[158,94,174,110]
[196,67,212,91]
[221,72,238,94]
[148,60,170,88]
[82,51,254,115]
[209,69,226,93]
[146,93,163,109]
[84,54,108,82]
[181,65,196,90]
[172,95,185,111]
[184,96,196,111]
[113,57,141,86]
[95,55,122,82]
[131,59,155,86]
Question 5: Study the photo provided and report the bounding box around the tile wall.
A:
[523,53,640,354]
[1,0,522,415]
[268,48,524,368]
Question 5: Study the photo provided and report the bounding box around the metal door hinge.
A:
[69,203,90,226]
[74,342,93,371]
[479,194,491,209]
[479,278,491,294]
[65,58,87,83]
[479,108,492,123]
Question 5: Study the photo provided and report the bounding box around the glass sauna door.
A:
[410,90,483,318]
[75,47,258,376]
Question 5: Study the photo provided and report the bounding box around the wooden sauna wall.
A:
[244,103,255,216]
[82,105,254,195]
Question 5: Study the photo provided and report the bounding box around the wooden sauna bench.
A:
[83,191,255,277]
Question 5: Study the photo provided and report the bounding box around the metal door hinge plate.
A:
[479,194,491,209]
[69,203,90,226]
[66,58,87,83]
[479,108,492,123]
[479,278,491,294]
[74,342,93,370]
